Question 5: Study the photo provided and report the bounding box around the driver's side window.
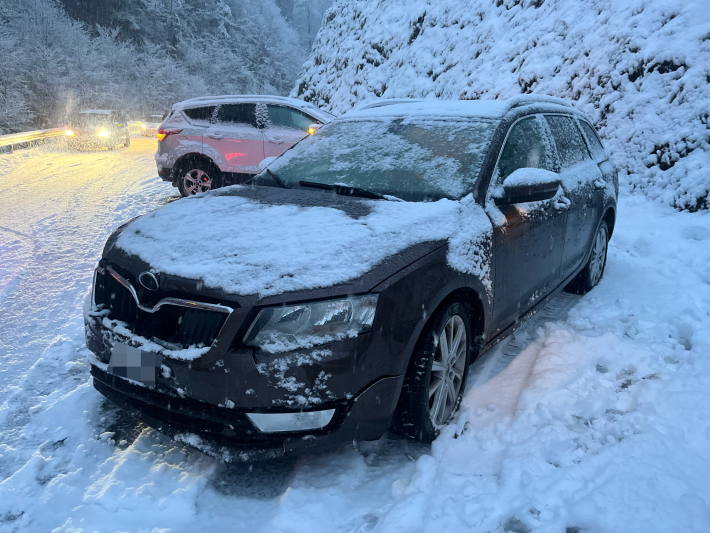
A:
[497,116,558,182]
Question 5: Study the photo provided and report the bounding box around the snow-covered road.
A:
[1,141,709,532]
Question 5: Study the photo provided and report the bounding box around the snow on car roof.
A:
[173,94,335,121]
[346,95,574,120]
[79,109,113,115]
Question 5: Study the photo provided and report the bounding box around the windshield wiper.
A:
[298,180,391,201]
[249,168,287,188]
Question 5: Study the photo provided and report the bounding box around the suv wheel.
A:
[394,301,473,442]
[177,160,221,196]
[566,220,609,294]
[124,136,130,148]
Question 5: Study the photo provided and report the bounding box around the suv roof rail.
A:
[354,95,573,114]
[505,94,573,111]
[179,94,310,105]
[355,98,424,111]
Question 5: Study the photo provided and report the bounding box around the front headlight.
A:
[243,294,379,353]
[97,127,110,137]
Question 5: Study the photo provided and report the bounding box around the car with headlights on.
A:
[65,109,130,150]
[129,114,165,137]
[85,95,617,459]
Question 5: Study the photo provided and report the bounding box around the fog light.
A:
[246,409,335,433]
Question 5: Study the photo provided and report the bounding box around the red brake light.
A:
[156,128,182,141]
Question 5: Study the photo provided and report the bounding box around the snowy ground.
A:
[1,140,709,532]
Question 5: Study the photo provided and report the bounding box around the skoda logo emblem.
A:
[138,271,159,291]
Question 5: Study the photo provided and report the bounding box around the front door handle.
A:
[553,195,572,211]
[207,132,223,139]
[593,178,606,189]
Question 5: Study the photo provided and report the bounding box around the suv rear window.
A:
[545,115,590,168]
[183,106,216,122]
[579,120,607,162]
[216,104,257,126]
[267,105,315,130]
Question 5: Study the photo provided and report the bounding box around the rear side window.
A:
[545,115,590,168]
[267,105,315,131]
[216,104,257,127]
[579,120,607,162]
[497,116,558,180]
[183,106,216,123]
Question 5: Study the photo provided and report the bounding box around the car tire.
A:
[393,301,473,442]
[176,159,222,197]
[124,136,130,148]
[565,220,609,294]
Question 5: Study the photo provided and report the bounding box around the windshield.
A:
[72,113,112,127]
[267,117,497,201]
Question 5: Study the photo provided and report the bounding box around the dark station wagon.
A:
[85,95,617,459]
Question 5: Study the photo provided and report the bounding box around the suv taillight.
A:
[156,128,182,141]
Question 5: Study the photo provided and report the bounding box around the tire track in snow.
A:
[465,291,581,418]
[0,139,175,480]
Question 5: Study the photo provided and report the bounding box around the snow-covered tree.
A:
[0,0,314,131]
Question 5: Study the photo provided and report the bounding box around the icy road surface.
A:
[1,140,709,532]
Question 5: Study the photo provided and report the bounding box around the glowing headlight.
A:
[65,129,75,136]
[97,128,110,138]
[243,294,379,353]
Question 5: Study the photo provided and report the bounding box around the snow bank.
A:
[294,0,710,210]
[115,189,491,297]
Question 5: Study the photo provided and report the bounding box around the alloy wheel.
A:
[589,224,608,286]
[181,169,213,195]
[428,314,467,427]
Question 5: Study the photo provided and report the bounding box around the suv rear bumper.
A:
[90,364,401,460]
[157,166,172,181]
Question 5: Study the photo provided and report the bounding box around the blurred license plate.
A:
[108,343,162,386]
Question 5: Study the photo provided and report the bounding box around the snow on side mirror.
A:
[258,156,278,170]
[494,168,561,205]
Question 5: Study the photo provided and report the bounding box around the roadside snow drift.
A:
[294,0,710,210]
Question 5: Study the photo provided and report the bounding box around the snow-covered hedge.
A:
[293,0,710,211]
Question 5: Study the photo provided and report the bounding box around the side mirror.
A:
[493,168,561,205]
[306,123,321,135]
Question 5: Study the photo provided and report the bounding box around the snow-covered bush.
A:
[294,0,710,211]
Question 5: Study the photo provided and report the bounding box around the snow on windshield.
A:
[115,190,493,298]
[269,118,497,201]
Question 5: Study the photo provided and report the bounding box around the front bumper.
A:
[67,134,116,146]
[91,364,401,460]
[85,312,404,458]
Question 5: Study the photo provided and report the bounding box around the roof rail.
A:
[178,94,312,105]
[355,98,423,111]
[505,94,573,111]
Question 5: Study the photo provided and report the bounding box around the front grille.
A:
[94,268,228,349]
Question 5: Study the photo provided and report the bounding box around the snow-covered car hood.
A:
[105,185,491,300]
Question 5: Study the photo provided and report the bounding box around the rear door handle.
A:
[207,132,223,139]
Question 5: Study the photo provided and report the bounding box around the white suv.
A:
[155,95,334,196]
